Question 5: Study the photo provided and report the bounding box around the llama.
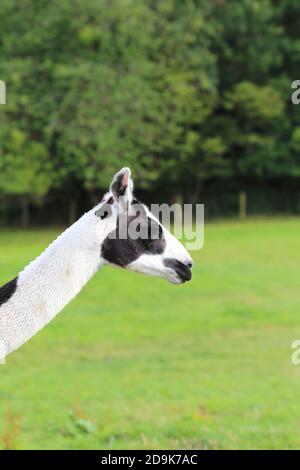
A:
[0,168,193,360]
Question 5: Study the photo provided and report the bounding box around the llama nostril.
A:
[163,258,192,282]
[187,262,193,269]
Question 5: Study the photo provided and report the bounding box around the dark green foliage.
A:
[0,0,298,220]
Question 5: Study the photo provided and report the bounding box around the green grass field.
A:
[0,218,300,449]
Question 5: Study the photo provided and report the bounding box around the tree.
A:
[0,128,52,226]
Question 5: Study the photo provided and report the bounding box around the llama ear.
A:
[110,167,133,209]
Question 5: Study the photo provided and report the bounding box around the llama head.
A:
[95,168,193,284]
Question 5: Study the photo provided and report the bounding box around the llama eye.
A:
[95,203,112,220]
[100,211,109,220]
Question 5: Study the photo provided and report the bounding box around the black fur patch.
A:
[0,277,18,307]
[101,203,166,267]
[111,173,128,198]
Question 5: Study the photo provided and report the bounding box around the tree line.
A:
[0,0,299,225]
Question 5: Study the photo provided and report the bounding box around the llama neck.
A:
[0,210,103,359]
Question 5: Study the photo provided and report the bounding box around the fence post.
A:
[239,191,247,219]
[20,196,30,228]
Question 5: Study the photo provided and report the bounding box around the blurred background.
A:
[0,0,300,225]
[1,0,300,450]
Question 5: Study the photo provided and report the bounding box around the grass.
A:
[0,218,300,449]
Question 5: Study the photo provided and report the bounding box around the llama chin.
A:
[0,168,193,360]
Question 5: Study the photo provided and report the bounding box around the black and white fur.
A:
[0,168,193,359]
